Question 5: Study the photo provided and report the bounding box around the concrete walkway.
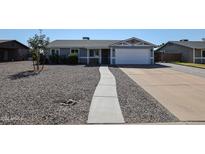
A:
[87,66,125,124]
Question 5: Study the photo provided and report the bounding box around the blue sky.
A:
[0,29,205,46]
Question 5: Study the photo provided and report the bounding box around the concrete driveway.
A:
[120,65,205,121]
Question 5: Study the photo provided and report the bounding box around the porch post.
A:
[99,49,102,64]
[87,49,89,64]
[201,49,203,64]
[110,47,112,65]
[193,48,195,63]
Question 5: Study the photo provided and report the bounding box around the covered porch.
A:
[85,48,111,65]
[193,48,205,64]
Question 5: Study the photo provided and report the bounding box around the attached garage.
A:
[115,48,151,64]
[110,37,156,65]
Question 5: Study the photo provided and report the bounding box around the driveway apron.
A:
[121,66,205,121]
[87,66,125,124]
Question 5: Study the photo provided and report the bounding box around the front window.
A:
[51,49,59,56]
[203,51,205,57]
[89,49,99,57]
[51,49,55,56]
[71,49,79,54]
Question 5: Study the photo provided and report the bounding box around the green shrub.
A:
[68,53,78,65]
[59,56,69,64]
[49,55,59,64]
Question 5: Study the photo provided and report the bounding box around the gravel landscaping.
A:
[0,61,100,124]
[109,66,179,123]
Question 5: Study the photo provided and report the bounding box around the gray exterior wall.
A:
[60,48,70,56]
[79,48,87,57]
[157,43,193,62]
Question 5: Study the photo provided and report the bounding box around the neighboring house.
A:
[47,37,156,65]
[155,40,205,63]
[0,40,29,62]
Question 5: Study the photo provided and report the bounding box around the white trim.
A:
[150,49,154,64]
[194,57,205,59]
[110,37,156,47]
[110,47,113,64]
[99,49,102,64]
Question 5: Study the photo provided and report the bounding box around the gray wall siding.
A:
[158,43,193,62]
[60,48,70,56]
[79,48,87,57]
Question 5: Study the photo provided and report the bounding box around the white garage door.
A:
[115,48,151,64]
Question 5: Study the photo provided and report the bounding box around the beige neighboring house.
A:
[155,40,205,63]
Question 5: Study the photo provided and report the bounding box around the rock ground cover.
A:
[0,61,100,124]
[109,66,179,123]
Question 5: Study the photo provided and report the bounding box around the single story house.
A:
[47,37,156,65]
[0,40,29,62]
[155,40,205,63]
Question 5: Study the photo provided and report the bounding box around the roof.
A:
[48,40,119,48]
[0,40,13,44]
[156,41,205,51]
[0,40,29,49]
[48,37,156,48]
[170,41,205,49]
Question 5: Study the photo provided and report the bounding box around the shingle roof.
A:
[48,40,120,48]
[48,37,157,48]
[0,40,29,49]
[0,40,13,44]
[170,41,205,49]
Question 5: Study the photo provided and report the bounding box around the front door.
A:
[101,49,110,64]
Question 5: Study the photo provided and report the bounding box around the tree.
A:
[28,30,49,72]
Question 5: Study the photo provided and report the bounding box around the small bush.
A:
[68,53,78,65]
[59,56,69,64]
[49,55,59,64]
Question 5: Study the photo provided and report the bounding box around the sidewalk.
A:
[87,66,125,124]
